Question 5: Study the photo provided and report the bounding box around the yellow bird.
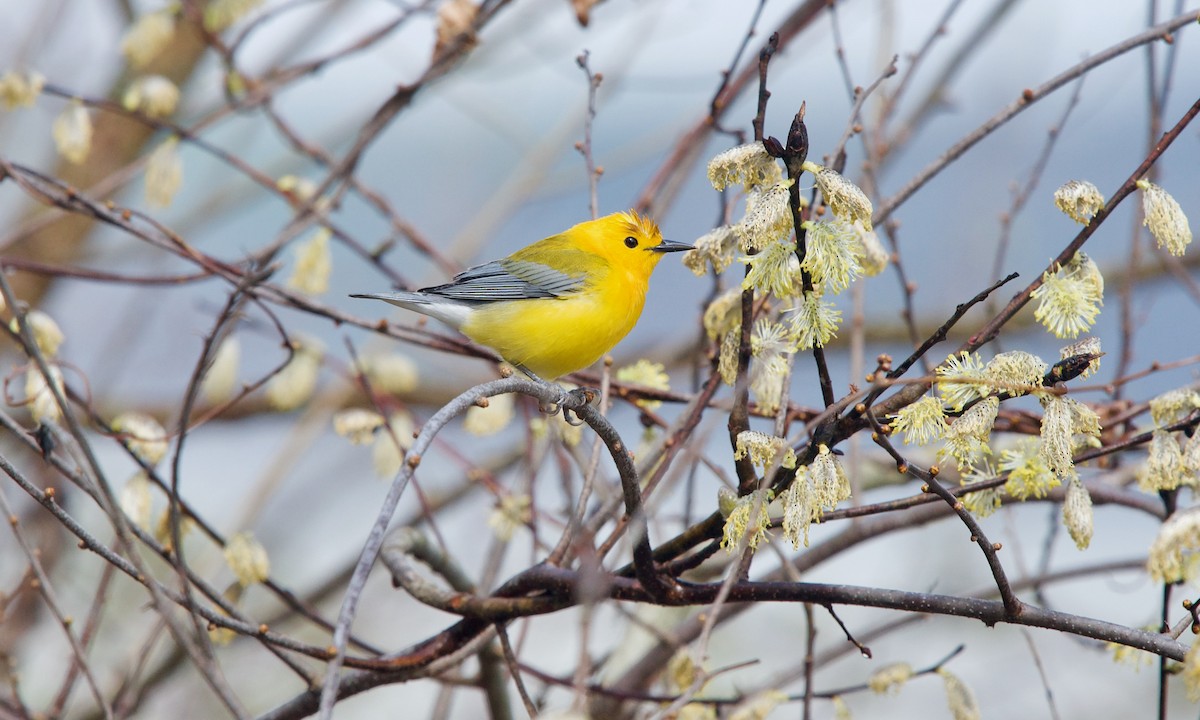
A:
[352,211,691,380]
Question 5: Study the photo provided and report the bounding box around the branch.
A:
[871,8,1199,226]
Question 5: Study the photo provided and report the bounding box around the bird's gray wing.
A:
[420,259,585,303]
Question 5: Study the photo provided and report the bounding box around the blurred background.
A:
[1,0,1198,717]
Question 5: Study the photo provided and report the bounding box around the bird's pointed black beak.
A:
[649,239,693,253]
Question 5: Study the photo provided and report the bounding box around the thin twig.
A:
[495,622,538,718]
[872,8,1199,226]
[576,51,603,220]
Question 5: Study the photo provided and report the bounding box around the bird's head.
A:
[576,210,692,280]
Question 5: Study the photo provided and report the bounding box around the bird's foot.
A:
[535,385,597,422]
[537,386,596,421]
[512,364,597,420]
[557,386,598,425]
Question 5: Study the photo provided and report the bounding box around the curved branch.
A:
[320,376,675,715]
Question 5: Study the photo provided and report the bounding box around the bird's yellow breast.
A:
[459,264,648,379]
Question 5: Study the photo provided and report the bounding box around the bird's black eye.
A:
[624,236,638,249]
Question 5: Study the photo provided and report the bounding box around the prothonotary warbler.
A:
[352,211,691,381]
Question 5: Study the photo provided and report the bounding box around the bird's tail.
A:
[349,291,429,309]
[350,291,470,329]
